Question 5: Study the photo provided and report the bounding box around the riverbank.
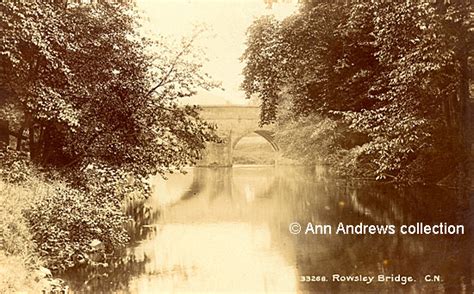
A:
[0,165,132,293]
[0,178,63,292]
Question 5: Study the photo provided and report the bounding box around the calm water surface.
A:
[63,166,472,293]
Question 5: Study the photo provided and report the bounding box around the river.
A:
[62,166,472,293]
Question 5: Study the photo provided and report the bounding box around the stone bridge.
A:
[196,105,278,167]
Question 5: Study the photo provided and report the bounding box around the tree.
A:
[0,1,221,271]
[242,1,472,183]
[0,1,218,191]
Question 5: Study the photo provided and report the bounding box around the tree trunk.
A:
[16,127,24,151]
[0,119,9,148]
[29,125,35,161]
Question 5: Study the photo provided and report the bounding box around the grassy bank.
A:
[0,162,132,292]
[0,178,54,292]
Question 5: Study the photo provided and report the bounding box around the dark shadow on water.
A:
[275,169,472,293]
[59,199,160,293]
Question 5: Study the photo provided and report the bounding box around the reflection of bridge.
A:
[197,105,278,167]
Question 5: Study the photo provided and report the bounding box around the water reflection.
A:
[63,166,472,293]
[128,223,297,293]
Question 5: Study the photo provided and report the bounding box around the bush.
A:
[78,162,151,202]
[26,184,130,271]
[0,147,32,183]
[0,152,131,273]
[0,147,134,273]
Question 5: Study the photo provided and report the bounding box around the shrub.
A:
[25,184,130,271]
[0,150,133,291]
[0,147,134,272]
[0,147,32,184]
[78,162,151,202]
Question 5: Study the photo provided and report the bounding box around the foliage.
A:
[0,153,131,274]
[79,162,151,202]
[275,115,350,163]
[0,147,31,183]
[241,15,283,124]
[242,1,472,183]
[339,2,464,182]
[25,182,130,271]
[0,2,222,284]
[0,1,219,191]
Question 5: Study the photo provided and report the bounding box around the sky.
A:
[136,0,298,105]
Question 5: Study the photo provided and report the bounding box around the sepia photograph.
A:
[0,0,472,293]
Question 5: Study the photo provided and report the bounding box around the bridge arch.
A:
[197,105,279,167]
[232,130,280,152]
